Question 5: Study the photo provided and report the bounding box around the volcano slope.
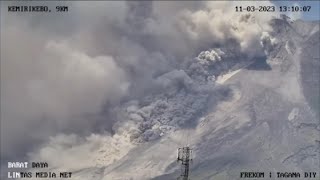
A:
[20,17,319,180]
[150,19,320,180]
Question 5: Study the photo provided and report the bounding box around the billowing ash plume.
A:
[260,32,278,55]
[1,0,279,174]
[197,49,225,65]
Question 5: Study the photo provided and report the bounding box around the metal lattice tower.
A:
[177,146,192,180]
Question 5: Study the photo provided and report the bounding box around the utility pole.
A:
[177,146,192,180]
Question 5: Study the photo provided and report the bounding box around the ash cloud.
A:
[1,1,280,177]
[1,21,129,158]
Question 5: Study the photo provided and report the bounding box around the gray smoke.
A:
[1,1,280,174]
